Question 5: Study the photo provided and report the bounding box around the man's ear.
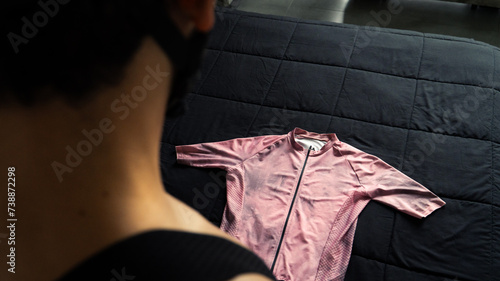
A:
[177,0,216,32]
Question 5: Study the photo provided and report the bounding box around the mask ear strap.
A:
[128,0,209,118]
[129,0,208,77]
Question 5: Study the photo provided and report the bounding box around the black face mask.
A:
[129,1,209,119]
[161,30,208,119]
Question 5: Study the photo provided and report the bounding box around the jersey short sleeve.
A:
[176,134,284,170]
[343,145,446,218]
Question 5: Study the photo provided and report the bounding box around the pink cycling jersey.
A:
[176,127,446,281]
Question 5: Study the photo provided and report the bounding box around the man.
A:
[0,1,276,280]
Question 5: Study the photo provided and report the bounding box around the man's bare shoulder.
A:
[228,273,275,281]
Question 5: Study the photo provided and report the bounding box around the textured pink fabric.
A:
[176,127,446,281]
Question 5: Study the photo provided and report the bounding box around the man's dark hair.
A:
[0,0,150,107]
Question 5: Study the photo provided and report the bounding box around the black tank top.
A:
[56,230,277,281]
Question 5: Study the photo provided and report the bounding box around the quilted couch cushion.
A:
[161,7,500,281]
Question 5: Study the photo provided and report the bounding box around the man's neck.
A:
[0,106,170,280]
[0,36,176,281]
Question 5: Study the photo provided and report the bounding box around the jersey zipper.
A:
[270,146,312,272]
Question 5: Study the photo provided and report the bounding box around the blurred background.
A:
[217,0,500,48]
